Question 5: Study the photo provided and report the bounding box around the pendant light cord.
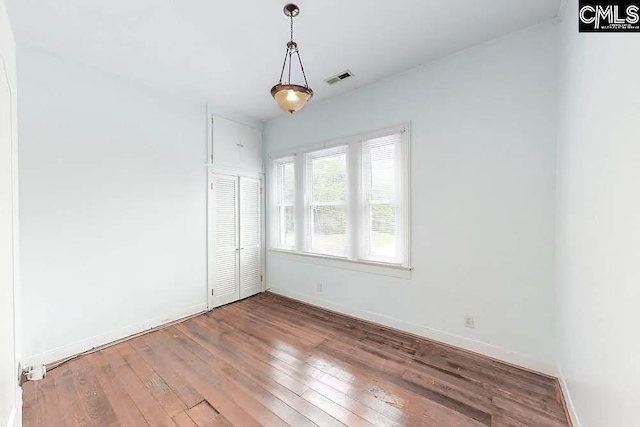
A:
[288,14,294,85]
[276,7,310,88]
[291,13,310,88]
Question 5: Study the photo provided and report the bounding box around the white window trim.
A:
[269,247,412,279]
[268,122,412,277]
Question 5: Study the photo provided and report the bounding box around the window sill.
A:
[268,248,413,279]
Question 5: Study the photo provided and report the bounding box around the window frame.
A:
[268,123,412,276]
[270,156,296,250]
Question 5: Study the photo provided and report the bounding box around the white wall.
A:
[0,1,21,426]
[264,24,559,371]
[17,47,210,366]
[556,1,640,425]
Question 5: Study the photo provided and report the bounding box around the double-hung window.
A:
[270,124,410,270]
[361,133,406,264]
[306,146,348,257]
[273,157,296,249]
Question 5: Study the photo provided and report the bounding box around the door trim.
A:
[1,47,21,427]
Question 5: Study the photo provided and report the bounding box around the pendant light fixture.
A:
[271,3,313,114]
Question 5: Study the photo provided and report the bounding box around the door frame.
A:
[207,166,265,310]
[0,29,21,427]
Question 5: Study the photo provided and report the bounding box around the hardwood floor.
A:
[23,293,570,426]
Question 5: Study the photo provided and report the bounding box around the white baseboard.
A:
[5,383,22,427]
[6,407,16,427]
[268,286,557,376]
[557,368,581,426]
[23,303,207,367]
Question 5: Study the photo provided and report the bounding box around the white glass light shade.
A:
[271,84,313,114]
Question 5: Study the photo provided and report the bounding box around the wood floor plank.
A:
[116,341,187,417]
[414,342,556,400]
[21,382,42,427]
[401,369,491,414]
[201,308,413,424]
[48,364,94,426]
[312,342,492,426]
[85,352,149,426]
[162,325,293,427]
[141,330,261,427]
[100,346,178,427]
[213,305,320,357]
[70,356,119,426]
[308,343,491,425]
[177,318,343,427]
[193,316,373,427]
[187,400,233,427]
[255,294,421,357]
[23,293,570,427]
[173,412,199,427]
[301,389,376,427]
[491,395,567,427]
[226,302,326,348]
[128,336,205,409]
[494,385,567,423]
[491,412,530,427]
[22,377,67,427]
[208,304,496,426]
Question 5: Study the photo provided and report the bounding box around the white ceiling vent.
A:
[325,70,354,85]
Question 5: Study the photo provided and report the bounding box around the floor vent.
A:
[325,70,354,85]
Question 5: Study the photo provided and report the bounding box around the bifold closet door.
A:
[211,174,240,307]
[239,177,262,299]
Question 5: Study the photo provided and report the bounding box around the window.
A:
[270,124,410,269]
[362,134,406,264]
[273,157,295,249]
[306,147,348,257]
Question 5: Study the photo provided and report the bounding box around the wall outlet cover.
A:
[465,315,475,328]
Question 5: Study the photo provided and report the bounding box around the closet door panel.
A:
[239,177,262,299]
[211,116,241,167]
[239,126,263,172]
[211,174,240,307]
[211,115,262,172]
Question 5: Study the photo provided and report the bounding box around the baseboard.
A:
[13,387,21,427]
[6,407,15,427]
[6,394,21,427]
[557,368,581,426]
[23,303,207,367]
[268,286,557,377]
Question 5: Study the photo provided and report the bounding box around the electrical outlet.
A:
[19,363,46,385]
[465,315,475,328]
[317,283,323,292]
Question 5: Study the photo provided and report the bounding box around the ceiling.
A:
[6,0,561,121]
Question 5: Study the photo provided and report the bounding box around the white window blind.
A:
[273,157,295,249]
[269,124,410,270]
[305,147,348,257]
[361,134,405,263]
